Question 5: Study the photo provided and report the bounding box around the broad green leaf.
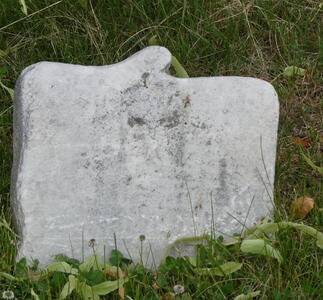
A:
[0,272,20,281]
[59,275,78,300]
[92,278,125,295]
[79,253,100,272]
[163,235,208,262]
[240,239,283,263]
[317,238,323,249]
[81,270,103,286]
[302,153,323,175]
[55,254,80,268]
[92,253,102,271]
[78,0,88,10]
[108,250,131,267]
[187,256,197,267]
[246,223,279,239]
[283,66,307,77]
[196,262,243,276]
[0,80,14,99]
[279,222,323,249]
[258,223,279,234]
[242,227,257,238]
[222,237,240,246]
[78,282,99,300]
[109,249,124,267]
[234,291,261,300]
[42,262,78,275]
[171,56,189,78]
[16,258,28,276]
[19,0,28,15]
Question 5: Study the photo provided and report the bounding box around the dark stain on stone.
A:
[103,148,110,155]
[142,72,150,80]
[159,110,180,128]
[94,159,104,172]
[216,158,229,206]
[133,133,145,140]
[142,72,149,88]
[126,176,132,184]
[122,82,143,95]
[184,95,191,108]
[128,116,146,127]
[194,202,202,213]
[83,160,90,169]
[173,133,185,167]
[191,121,207,129]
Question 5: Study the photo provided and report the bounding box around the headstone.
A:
[11,46,279,268]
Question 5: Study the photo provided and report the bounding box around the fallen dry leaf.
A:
[292,137,310,148]
[152,282,160,290]
[290,196,315,219]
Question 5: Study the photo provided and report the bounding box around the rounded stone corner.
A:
[247,77,280,110]
[15,62,50,94]
[125,46,172,75]
[262,79,280,111]
[18,61,47,79]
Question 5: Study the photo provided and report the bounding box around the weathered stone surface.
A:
[11,46,279,268]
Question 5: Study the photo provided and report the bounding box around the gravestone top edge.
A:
[16,46,279,105]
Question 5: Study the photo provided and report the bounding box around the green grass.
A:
[0,0,322,299]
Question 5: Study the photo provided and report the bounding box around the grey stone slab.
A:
[11,46,279,268]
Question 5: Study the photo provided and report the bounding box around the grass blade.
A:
[19,0,28,16]
[301,153,323,175]
[171,56,189,78]
[0,80,14,99]
[31,289,40,300]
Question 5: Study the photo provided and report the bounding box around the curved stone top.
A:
[11,46,279,268]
